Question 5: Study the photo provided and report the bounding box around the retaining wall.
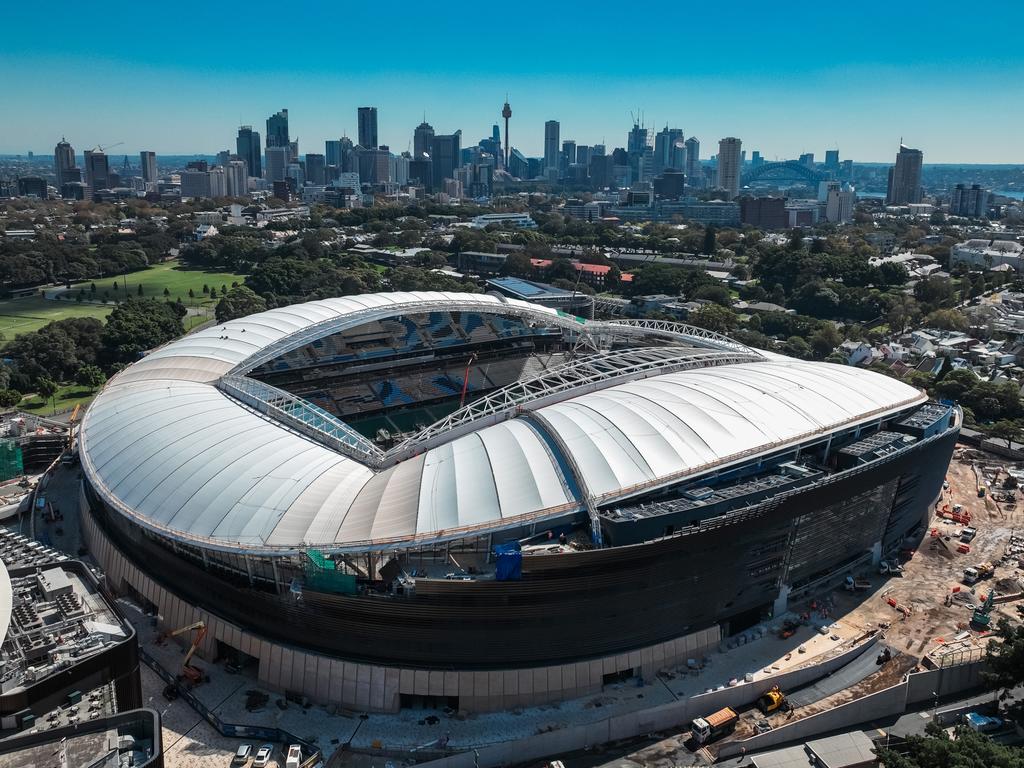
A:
[716,659,987,758]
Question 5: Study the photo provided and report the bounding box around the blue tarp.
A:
[494,541,522,581]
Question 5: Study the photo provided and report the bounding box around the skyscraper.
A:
[266,109,289,149]
[83,149,110,194]
[885,144,924,205]
[501,99,512,169]
[226,160,248,197]
[413,121,434,159]
[140,151,158,183]
[264,146,289,182]
[358,107,378,149]
[824,149,840,172]
[654,127,684,174]
[54,138,76,187]
[430,131,462,190]
[305,153,326,185]
[543,120,560,176]
[684,136,700,183]
[562,139,576,168]
[236,126,262,179]
[717,137,742,199]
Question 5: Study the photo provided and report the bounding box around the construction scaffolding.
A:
[304,549,357,595]
[0,439,24,483]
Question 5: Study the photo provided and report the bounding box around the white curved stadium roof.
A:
[80,292,926,554]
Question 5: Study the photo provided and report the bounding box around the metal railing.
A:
[602,318,763,356]
[218,375,382,464]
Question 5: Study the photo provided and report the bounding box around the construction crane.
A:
[160,621,209,686]
[95,142,124,153]
[67,403,81,449]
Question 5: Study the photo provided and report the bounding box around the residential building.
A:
[717,137,742,199]
[266,109,290,149]
[208,166,227,198]
[181,169,211,199]
[139,151,158,183]
[54,138,76,187]
[236,126,262,179]
[950,184,989,218]
[885,144,923,205]
[739,196,786,229]
[826,187,856,224]
[543,120,560,177]
[358,107,378,149]
[225,160,248,197]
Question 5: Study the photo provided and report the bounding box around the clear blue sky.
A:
[4,1,1022,163]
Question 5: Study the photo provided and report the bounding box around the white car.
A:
[285,745,302,768]
[232,744,253,765]
[253,744,274,767]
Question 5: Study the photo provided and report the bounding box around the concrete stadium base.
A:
[81,490,718,714]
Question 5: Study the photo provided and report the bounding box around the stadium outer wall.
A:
[78,425,956,714]
[79,491,719,712]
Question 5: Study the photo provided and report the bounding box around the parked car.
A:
[285,744,303,768]
[232,744,253,765]
[253,744,274,767]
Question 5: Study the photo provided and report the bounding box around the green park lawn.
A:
[64,260,248,307]
[0,296,113,338]
[19,384,98,415]
[0,261,249,340]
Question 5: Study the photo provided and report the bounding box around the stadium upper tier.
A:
[79,292,927,555]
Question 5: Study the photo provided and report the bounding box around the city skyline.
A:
[3,1,1023,163]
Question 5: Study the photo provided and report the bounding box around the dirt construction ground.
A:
[832,447,1024,654]
[712,446,1024,744]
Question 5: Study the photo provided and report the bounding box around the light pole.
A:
[932,690,939,722]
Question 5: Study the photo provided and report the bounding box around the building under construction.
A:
[77,292,959,713]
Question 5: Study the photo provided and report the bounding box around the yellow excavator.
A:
[756,685,787,715]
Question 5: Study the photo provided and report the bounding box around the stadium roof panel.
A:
[79,292,927,554]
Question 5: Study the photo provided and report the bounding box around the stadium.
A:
[78,291,959,713]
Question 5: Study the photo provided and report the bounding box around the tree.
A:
[36,376,58,413]
[163,287,170,297]
[809,324,843,360]
[215,286,269,323]
[875,721,1024,768]
[781,336,811,359]
[100,298,186,364]
[692,284,732,307]
[74,364,106,391]
[989,421,1019,449]
[0,389,21,408]
[923,308,968,332]
[688,303,737,334]
[137,283,144,296]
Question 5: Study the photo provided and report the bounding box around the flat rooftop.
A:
[487,276,575,299]
[1,560,128,696]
